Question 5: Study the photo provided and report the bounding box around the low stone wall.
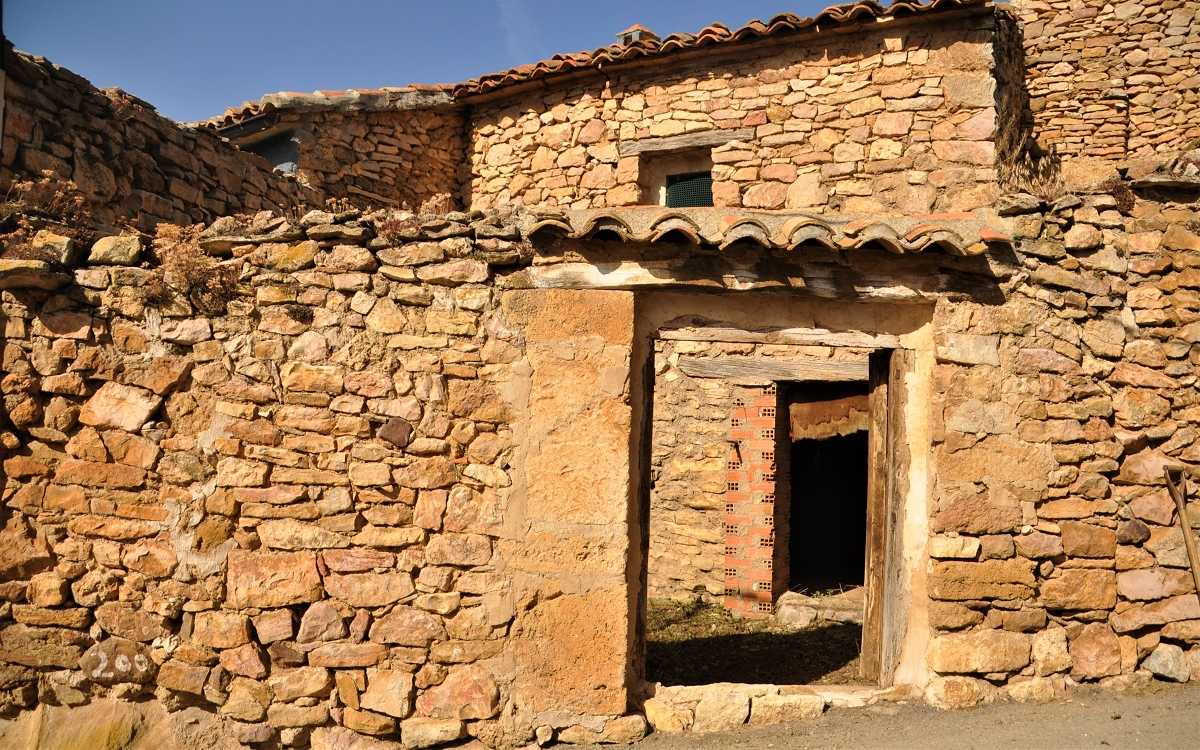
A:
[1,46,317,230]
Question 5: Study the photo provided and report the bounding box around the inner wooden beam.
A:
[676,354,868,383]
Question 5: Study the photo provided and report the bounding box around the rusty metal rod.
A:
[1164,467,1200,600]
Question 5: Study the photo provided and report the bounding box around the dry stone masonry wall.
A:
[1012,0,1200,186]
[1,47,317,231]
[0,208,651,748]
[924,187,1200,705]
[273,108,464,211]
[468,11,1001,214]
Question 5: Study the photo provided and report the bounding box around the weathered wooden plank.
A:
[677,355,868,382]
[881,348,913,687]
[660,325,901,349]
[617,127,756,156]
[860,350,891,683]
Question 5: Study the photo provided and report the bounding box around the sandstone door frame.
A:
[507,289,931,711]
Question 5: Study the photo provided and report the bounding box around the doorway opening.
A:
[644,339,905,687]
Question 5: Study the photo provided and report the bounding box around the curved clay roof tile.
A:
[527,217,574,239]
[781,219,838,251]
[719,219,774,251]
[648,213,704,245]
[576,212,635,241]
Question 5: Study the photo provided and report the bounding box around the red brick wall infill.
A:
[723,385,781,618]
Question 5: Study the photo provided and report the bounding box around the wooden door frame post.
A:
[861,348,911,686]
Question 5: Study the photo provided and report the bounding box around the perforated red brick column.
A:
[723,384,781,618]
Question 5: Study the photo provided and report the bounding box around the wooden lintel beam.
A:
[617,127,755,156]
[676,354,868,382]
[659,326,900,349]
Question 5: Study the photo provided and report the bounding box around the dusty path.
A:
[569,684,1200,750]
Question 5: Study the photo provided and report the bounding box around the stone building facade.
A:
[1,0,1200,747]
[464,10,999,213]
[202,90,463,212]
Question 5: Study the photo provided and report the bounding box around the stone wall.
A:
[1,46,317,230]
[924,186,1200,704]
[0,208,646,747]
[1011,0,1200,187]
[269,107,464,211]
[2,187,1200,738]
[466,9,1001,214]
[648,340,735,603]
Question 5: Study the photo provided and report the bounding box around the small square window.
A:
[665,171,714,208]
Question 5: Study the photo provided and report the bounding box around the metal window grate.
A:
[665,171,714,208]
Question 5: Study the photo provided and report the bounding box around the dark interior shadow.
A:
[790,432,868,593]
[647,622,863,686]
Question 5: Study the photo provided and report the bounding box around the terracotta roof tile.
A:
[520,206,1011,256]
[197,84,454,131]
[201,0,986,130]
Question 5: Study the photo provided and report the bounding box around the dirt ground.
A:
[646,598,866,685]
[570,683,1200,750]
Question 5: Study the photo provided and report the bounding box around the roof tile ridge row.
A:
[520,206,1010,256]
[201,0,986,131]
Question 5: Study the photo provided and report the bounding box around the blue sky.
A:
[7,0,831,122]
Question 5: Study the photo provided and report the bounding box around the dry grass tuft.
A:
[0,171,98,260]
[145,224,240,315]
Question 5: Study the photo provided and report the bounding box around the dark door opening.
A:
[764,380,870,682]
[788,431,869,593]
[783,381,870,595]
